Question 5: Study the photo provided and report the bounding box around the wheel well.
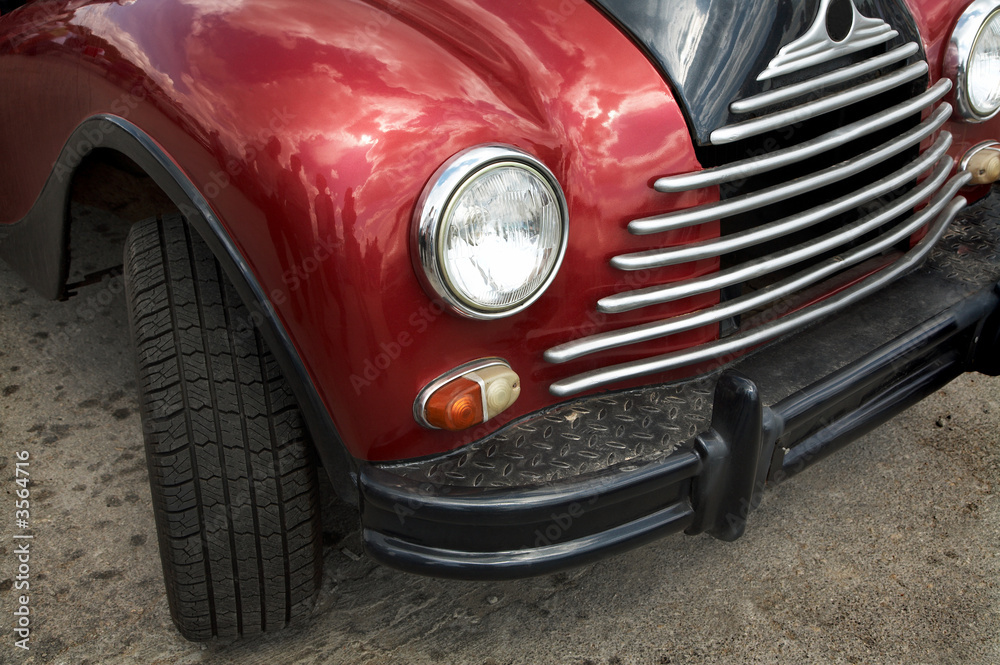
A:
[66,149,178,285]
[10,114,358,501]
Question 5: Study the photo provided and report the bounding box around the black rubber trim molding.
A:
[0,115,357,500]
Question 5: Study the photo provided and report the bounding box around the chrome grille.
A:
[546,44,972,398]
[711,59,929,145]
[731,43,918,114]
[652,81,950,193]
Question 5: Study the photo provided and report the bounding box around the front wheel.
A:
[124,213,322,640]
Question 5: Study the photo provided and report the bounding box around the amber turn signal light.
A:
[415,359,521,431]
[424,377,483,430]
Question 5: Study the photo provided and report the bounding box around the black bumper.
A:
[359,188,1000,580]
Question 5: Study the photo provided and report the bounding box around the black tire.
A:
[123,213,322,640]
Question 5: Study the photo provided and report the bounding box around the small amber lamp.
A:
[415,359,521,431]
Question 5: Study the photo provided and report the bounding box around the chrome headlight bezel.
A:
[412,145,570,320]
[946,0,1000,122]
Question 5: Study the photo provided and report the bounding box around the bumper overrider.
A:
[359,187,1000,580]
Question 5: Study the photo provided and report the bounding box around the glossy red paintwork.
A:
[1,0,996,462]
[0,0,720,461]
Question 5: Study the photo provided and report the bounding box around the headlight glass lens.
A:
[440,164,563,312]
[968,10,1000,117]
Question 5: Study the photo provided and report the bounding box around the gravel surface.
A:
[1,207,998,665]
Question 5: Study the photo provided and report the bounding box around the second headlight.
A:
[413,146,569,319]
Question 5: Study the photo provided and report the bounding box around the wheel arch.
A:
[0,114,358,502]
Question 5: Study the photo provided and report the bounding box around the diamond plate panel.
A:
[385,377,717,489]
[924,187,1000,287]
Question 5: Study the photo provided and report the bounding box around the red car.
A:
[2,0,999,641]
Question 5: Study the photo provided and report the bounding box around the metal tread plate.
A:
[924,186,1000,286]
[383,379,716,489]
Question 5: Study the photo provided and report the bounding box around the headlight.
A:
[413,146,569,319]
[947,0,1000,122]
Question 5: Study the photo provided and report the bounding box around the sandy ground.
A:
[1,208,998,665]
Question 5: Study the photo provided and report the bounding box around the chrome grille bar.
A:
[549,176,972,397]
[757,27,899,81]
[710,60,928,145]
[614,136,951,271]
[656,81,950,193]
[731,43,920,114]
[601,141,952,313]
[631,103,950,235]
[546,160,960,365]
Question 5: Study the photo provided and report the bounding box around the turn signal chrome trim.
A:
[414,358,521,431]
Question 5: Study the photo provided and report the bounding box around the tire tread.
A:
[124,213,322,641]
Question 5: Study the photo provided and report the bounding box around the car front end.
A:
[351,0,1000,577]
[2,0,999,638]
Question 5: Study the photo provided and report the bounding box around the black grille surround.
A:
[545,36,974,398]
